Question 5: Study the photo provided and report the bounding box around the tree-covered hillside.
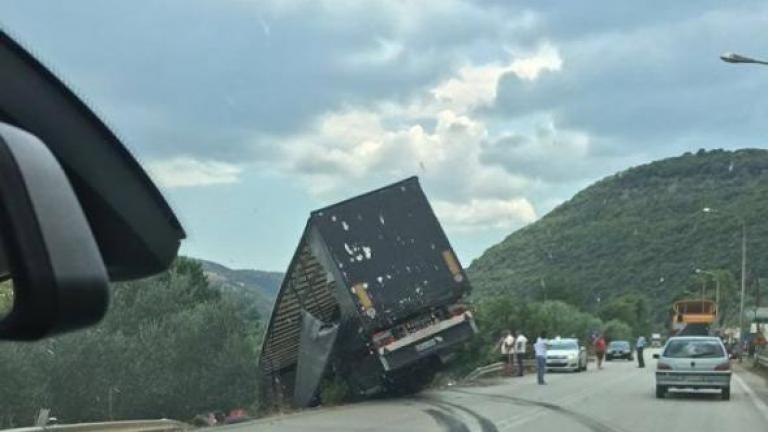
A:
[468,149,768,324]
[195,258,282,318]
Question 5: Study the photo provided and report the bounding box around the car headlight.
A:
[568,353,577,360]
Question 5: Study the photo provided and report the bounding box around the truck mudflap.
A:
[378,313,476,371]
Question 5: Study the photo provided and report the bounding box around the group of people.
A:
[497,330,549,385]
[498,330,649,386]
[499,330,528,377]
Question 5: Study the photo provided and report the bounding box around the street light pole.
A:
[715,277,720,322]
[696,268,721,325]
[740,221,747,341]
[702,208,748,338]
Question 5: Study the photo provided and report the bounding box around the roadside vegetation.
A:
[0,258,260,428]
[447,295,641,377]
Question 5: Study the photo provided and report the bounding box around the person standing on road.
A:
[594,334,606,369]
[499,330,515,374]
[534,331,548,385]
[636,335,647,368]
[515,331,528,377]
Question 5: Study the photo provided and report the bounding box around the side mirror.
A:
[652,354,660,359]
[0,123,108,340]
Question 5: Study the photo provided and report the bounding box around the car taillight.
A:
[714,361,731,371]
[372,330,395,349]
[657,362,671,370]
[447,304,467,317]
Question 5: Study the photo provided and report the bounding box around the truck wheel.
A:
[656,385,666,399]
[722,387,730,401]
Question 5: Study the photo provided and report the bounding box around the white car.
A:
[654,336,732,400]
[546,338,588,372]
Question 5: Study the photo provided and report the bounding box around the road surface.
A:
[222,350,768,431]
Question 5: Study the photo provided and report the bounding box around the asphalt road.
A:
[221,350,768,432]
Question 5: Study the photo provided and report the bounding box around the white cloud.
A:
[283,108,516,199]
[431,43,562,112]
[508,44,563,80]
[433,198,537,232]
[146,157,242,188]
[276,42,570,231]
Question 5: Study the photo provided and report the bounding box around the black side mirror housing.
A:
[0,123,109,340]
[652,353,660,359]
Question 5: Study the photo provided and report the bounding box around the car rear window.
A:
[609,341,629,348]
[547,340,578,350]
[663,339,725,358]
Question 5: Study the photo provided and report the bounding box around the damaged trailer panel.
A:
[258,177,476,408]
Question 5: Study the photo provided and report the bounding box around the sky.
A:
[1,1,767,271]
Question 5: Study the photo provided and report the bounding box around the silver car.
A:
[653,336,732,400]
[546,338,588,372]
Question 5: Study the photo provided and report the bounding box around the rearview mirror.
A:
[652,353,660,359]
[0,123,109,340]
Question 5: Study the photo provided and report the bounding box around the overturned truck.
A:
[259,177,476,407]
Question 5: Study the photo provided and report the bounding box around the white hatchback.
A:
[546,338,588,372]
[653,336,732,400]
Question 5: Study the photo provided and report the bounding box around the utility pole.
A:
[715,276,721,326]
[696,269,721,325]
[702,208,747,340]
[740,221,747,341]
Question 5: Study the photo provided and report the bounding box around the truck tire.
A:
[656,385,666,399]
[385,362,437,396]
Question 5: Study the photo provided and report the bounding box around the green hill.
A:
[193,258,282,318]
[468,148,768,324]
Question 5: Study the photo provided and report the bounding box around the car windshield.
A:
[663,339,726,359]
[1,2,767,431]
[547,340,578,350]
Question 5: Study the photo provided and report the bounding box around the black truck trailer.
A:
[258,177,476,408]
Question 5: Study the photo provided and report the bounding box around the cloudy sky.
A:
[2,1,767,271]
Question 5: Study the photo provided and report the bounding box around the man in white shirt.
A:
[636,335,647,368]
[534,331,548,385]
[514,331,528,376]
[499,330,515,373]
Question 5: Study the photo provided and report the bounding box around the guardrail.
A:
[464,354,600,381]
[756,352,768,368]
[5,419,189,432]
[464,360,535,381]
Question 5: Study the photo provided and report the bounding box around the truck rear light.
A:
[657,362,671,370]
[447,304,467,317]
[714,361,731,371]
[373,330,395,348]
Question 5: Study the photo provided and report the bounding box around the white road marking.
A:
[733,372,768,422]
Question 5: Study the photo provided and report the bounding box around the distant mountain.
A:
[193,258,283,318]
[468,149,768,322]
